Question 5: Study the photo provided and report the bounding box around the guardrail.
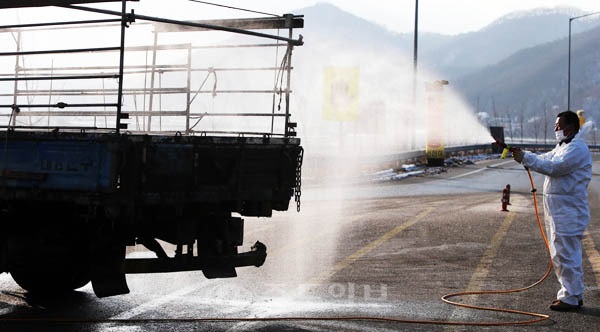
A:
[300,142,600,183]
[375,143,600,167]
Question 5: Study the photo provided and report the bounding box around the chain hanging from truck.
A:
[295,146,303,212]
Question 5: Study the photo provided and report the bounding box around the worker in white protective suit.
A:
[512,110,592,311]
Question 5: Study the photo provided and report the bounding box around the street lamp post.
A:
[411,0,418,150]
[568,12,600,111]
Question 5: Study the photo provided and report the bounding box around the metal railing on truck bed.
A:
[0,1,303,137]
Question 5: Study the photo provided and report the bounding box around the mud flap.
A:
[92,273,129,298]
[91,245,130,298]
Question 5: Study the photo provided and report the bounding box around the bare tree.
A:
[519,102,525,143]
[504,105,514,141]
[491,96,498,126]
[543,102,548,144]
[530,116,539,144]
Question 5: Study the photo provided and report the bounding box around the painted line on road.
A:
[464,211,516,294]
[444,209,517,330]
[110,284,207,320]
[307,207,434,284]
[224,207,434,332]
[583,231,600,288]
[449,160,515,179]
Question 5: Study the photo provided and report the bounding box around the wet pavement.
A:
[1,157,600,331]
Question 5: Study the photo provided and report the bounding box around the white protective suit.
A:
[521,129,592,306]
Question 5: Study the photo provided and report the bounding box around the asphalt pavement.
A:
[1,157,600,331]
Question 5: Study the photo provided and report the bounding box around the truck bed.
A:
[0,131,302,217]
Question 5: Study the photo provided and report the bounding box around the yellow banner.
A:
[322,66,359,121]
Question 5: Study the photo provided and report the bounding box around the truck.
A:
[0,0,304,297]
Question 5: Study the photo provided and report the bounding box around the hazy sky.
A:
[4,1,600,35]
[122,0,600,35]
[320,0,600,34]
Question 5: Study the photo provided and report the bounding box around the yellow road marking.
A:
[308,207,434,284]
[464,211,516,294]
[445,209,517,330]
[583,231,600,287]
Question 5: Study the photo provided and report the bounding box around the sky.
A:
[3,1,600,35]
[121,0,600,35]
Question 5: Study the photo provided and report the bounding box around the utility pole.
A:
[567,17,572,110]
[411,0,419,150]
[567,11,600,111]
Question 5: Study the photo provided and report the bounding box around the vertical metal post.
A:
[413,0,419,91]
[270,37,281,135]
[48,60,54,127]
[147,30,158,132]
[11,31,21,127]
[158,72,162,131]
[567,18,572,111]
[185,43,192,134]
[115,0,127,133]
[411,0,419,150]
[284,15,294,137]
[566,12,600,112]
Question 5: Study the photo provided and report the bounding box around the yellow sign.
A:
[322,66,359,121]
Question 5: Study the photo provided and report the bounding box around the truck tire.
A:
[7,233,91,294]
[10,266,90,294]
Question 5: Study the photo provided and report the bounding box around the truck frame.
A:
[0,0,304,297]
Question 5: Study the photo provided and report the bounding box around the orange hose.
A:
[0,170,553,326]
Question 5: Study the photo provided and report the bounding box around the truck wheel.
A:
[10,266,90,294]
[7,234,91,294]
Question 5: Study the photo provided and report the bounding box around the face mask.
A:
[555,129,566,142]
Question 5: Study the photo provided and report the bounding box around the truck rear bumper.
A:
[122,241,267,277]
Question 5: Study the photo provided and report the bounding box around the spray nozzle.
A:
[501,144,510,159]
[491,138,511,159]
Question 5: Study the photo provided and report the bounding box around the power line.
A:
[187,0,279,17]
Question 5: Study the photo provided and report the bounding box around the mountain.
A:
[420,7,598,79]
[454,23,600,130]
[295,3,600,80]
[295,2,452,55]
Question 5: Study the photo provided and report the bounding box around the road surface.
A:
[1,157,600,331]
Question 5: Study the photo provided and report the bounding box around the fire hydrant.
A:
[501,184,511,211]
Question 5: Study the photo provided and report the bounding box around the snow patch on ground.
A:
[370,154,494,183]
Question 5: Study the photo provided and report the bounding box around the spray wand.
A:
[492,138,515,159]
[492,138,530,172]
